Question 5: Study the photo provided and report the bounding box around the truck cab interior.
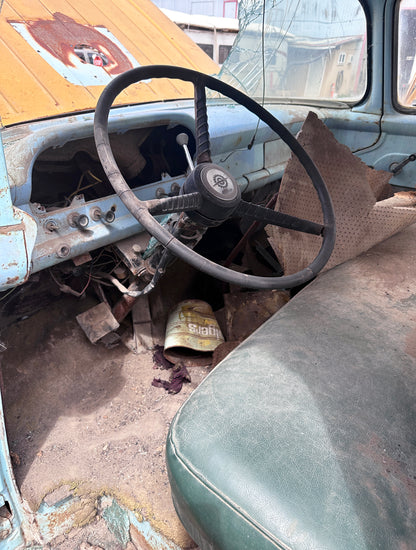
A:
[0,0,415,548]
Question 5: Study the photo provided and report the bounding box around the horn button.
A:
[182,163,241,226]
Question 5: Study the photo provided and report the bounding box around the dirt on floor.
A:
[0,293,209,549]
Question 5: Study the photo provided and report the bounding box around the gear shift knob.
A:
[176,133,194,171]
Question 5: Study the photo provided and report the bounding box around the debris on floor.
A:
[219,289,289,341]
[163,299,224,366]
[131,295,153,350]
[153,344,174,370]
[76,302,120,344]
[152,363,192,395]
[268,111,416,275]
[151,289,291,379]
[211,341,241,368]
[10,450,20,466]
[152,345,192,394]
[2,296,206,549]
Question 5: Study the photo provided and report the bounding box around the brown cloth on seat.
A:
[267,111,416,275]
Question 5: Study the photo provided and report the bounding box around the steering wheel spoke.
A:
[194,83,211,164]
[145,192,202,216]
[235,200,324,236]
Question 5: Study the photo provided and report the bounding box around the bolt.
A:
[57,245,70,258]
[45,220,58,232]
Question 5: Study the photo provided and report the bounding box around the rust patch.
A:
[223,289,289,341]
[9,12,133,76]
[130,524,152,550]
[5,276,19,285]
[0,222,25,234]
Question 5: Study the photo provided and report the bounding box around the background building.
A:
[153,0,238,18]
[154,0,239,66]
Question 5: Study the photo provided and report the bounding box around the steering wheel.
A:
[94,65,335,290]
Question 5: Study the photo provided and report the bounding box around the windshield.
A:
[218,0,367,104]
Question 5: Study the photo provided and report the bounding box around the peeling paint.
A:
[10,14,140,87]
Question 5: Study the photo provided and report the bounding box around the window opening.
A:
[397,0,416,107]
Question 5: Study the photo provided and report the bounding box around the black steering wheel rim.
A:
[94,65,336,289]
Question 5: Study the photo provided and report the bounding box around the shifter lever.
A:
[176,133,194,171]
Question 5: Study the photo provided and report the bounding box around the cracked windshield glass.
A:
[218,0,367,103]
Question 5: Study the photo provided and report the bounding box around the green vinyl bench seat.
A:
[166,224,416,550]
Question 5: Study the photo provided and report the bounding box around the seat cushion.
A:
[167,224,416,550]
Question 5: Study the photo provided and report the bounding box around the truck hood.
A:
[0,0,219,126]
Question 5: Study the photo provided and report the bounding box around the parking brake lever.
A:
[176,133,195,171]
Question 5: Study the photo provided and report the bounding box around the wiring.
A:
[0,287,16,302]
[65,170,102,205]
[49,267,92,297]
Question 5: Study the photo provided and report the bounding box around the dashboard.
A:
[2,100,312,277]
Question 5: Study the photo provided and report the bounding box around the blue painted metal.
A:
[0,131,40,545]
[0,133,19,227]
[383,0,398,119]
[101,497,182,550]
[128,509,183,550]
[1,102,341,286]
[35,497,77,543]
[18,175,187,277]
[0,366,32,548]
[33,493,185,549]
[102,499,130,546]
[2,87,403,289]
[1,101,314,206]
[0,132,37,290]
[2,102,196,206]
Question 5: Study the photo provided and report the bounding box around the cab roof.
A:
[0,0,219,126]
